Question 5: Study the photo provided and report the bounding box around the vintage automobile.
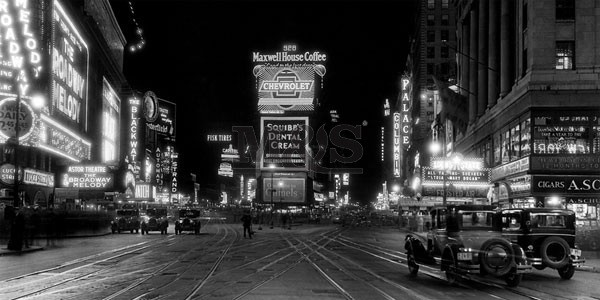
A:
[141,208,169,235]
[111,209,141,234]
[404,205,531,287]
[175,209,201,235]
[499,208,585,279]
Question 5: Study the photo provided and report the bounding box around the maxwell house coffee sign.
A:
[253,44,326,112]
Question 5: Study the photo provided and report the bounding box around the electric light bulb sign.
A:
[51,0,89,129]
[0,0,42,96]
[393,112,401,177]
[400,76,412,148]
[62,165,113,189]
[253,44,326,112]
[102,78,120,163]
[260,117,308,170]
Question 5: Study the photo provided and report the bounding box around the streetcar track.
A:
[104,220,234,300]
[294,237,396,300]
[194,229,343,299]
[228,230,342,300]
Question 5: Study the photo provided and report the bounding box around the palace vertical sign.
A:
[400,76,411,148]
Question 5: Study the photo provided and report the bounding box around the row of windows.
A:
[427,14,450,26]
[427,46,449,58]
[427,0,449,10]
[427,30,450,42]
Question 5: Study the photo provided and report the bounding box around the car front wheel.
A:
[558,264,575,280]
[504,272,522,287]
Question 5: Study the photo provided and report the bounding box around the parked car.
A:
[175,209,201,234]
[141,208,169,235]
[111,209,141,234]
[404,205,531,287]
[499,208,585,279]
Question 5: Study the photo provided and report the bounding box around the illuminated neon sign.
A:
[62,165,113,189]
[39,113,91,162]
[0,0,42,97]
[171,151,178,194]
[393,112,400,177]
[400,76,411,147]
[260,117,308,170]
[0,97,36,142]
[128,97,141,179]
[102,78,119,163]
[51,0,89,127]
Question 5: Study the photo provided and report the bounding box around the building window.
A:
[501,127,511,164]
[442,0,449,9]
[556,0,575,21]
[520,118,531,156]
[493,132,502,166]
[523,2,528,30]
[441,30,449,41]
[594,126,600,154]
[440,62,449,76]
[427,63,434,75]
[511,123,520,159]
[427,47,435,58]
[441,46,449,58]
[522,48,528,75]
[427,15,435,26]
[441,14,449,26]
[428,0,435,9]
[427,30,435,42]
[556,41,574,70]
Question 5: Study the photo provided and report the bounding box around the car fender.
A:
[441,245,459,271]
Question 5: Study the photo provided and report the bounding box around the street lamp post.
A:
[13,91,21,208]
[431,116,447,206]
[269,164,275,229]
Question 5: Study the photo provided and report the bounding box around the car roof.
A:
[501,208,574,215]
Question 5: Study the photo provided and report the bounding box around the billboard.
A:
[253,44,326,113]
[147,97,176,139]
[102,78,120,164]
[262,177,305,203]
[127,97,142,180]
[260,117,308,170]
[51,0,89,130]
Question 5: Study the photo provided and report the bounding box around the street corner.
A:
[0,245,44,256]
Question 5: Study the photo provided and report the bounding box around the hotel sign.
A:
[128,97,142,179]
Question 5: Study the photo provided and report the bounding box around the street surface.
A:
[1,217,599,300]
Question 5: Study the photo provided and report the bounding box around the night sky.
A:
[110,0,417,203]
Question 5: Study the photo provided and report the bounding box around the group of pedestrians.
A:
[240,210,293,238]
[5,206,61,251]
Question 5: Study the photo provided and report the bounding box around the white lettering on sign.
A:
[393,112,401,177]
[400,76,411,147]
[252,51,327,63]
[207,134,232,142]
[51,1,88,124]
[129,98,140,171]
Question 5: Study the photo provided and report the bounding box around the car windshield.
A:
[459,211,493,229]
[180,210,200,218]
[117,210,138,216]
[146,208,167,217]
[530,213,567,228]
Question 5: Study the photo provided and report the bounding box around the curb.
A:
[0,246,44,257]
[576,266,599,273]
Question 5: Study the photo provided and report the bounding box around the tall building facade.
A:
[452,0,600,219]
[403,0,458,206]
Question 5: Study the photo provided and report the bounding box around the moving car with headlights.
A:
[141,208,169,235]
[175,209,201,235]
[500,208,585,279]
[404,205,531,287]
[111,209,141,234]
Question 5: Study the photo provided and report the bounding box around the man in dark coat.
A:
[241,211,253,239]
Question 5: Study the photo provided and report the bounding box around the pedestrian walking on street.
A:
[7,208,25,251]
[241,211,253,239]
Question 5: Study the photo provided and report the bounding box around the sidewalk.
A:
[398,228,600,273]
[0,245,44,256]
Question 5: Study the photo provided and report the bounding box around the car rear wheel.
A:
[540,237,570,269]
[558,264,575,279]
[533,265,546,270]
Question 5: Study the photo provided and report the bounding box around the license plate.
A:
[571,249,581,256]
[457,252,473,261]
